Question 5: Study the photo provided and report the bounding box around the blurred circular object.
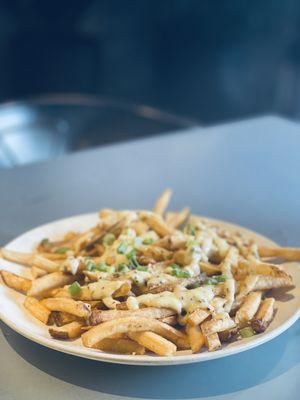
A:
[0,94,197,168]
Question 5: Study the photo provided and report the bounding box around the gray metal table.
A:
[0,116,299,399]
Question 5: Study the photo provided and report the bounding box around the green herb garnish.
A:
[55,247,70,254]
[136,265,148,272]
[170,263,191,278]
[102,233,116,246]
[117,264,129,272]
[40,238,49,246]
[107,266,116,274]
[142,238,154,245]
[117,242,127,254]
[184,224,196,236]
[69,281,81,297]
[95,262,108,272]
[204,275,228,285]
[239,327,256,338]
[86,260,96,271]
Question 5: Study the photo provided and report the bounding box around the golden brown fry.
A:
[41,298,91,318]
[186,324,205,353]
[187,309,210,326]
[204,332,221,352]
[258,246,300,261]
[254,274,293,290]
[32,255,60,273]
[153,189,172,216]
[141,246,173,262]
[235,291,262,327]
[31,266,47,278]
[165,208,190,229]
[129,331,177,356]
[0,270,31,293]
[95,337,145,355]
[139,211,174,237]
[251,297,275,333]
[0,248,34,265]
[24,296,52,324]
[89,307,175,325]
[199,262,221,276]
[158,315,178,326]
[154,235,186,251]
[49,321,83,340]
[201,313,236,336]
[82,317,189,349]
[28,272,77,297]
[51,311,83,326]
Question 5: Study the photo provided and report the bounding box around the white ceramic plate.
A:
[0,213,299,366]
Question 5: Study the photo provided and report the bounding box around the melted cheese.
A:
[136,286,215,314]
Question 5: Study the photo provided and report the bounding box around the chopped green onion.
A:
[239,327,256,338]
[69,281,81,297]
[126,248,136,260]
[86,260,96,271]
[117,264,129,272]
[102,233,116,246]
[187,239,198,248]
[95,262,108,272]
[170,263,191,278]
[142,238,154,245]
[204,275,228,285]
[107,266,116,274]
[55,247,70,254]
[40,238,49,246]
[184,224,196,236]
[117,242,127,254]
[136,265,148,272]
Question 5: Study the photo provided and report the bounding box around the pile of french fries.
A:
[0,189,296,356]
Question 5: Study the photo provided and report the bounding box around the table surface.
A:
[0,115,299,400]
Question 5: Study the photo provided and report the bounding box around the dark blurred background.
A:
[1,0,300,167]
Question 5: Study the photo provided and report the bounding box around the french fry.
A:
[251,297,275,333]
[187,309,210,326]
[31,266,47,278]
[32,255,60,273]
[49,321,83,340]
[139,212,174,237]
[41,298,91,318]
[158,315,178,326]
[153,189,172,216]
[24,296,52,324]
[204,332,221,352]
[82,317,190,349]
[258,246,300,261]
[141,246,172,262]
[95,338,145,355]
[166,208,190,229]
[0,270,31,293]
[186,324,205,353]
[89,307,175,325]
[51,311,83,326]
[154,235,186,251]
[235,291,262,327]
[254,274,293,290]
[201,313,236,336]
[0,249,33,266]
[129,331,177,356]
[28,272,77,297]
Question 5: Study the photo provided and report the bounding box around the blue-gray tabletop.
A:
[0,116,299,400]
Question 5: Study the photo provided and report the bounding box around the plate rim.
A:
[1,212,299,366]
